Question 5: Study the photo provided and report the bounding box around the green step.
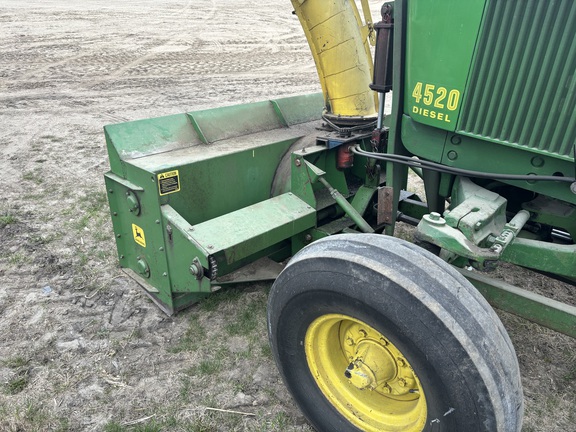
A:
[191,193,316,265]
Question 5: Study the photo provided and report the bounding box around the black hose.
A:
[352,145,576,184]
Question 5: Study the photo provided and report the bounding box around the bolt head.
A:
[447,150,458,160]
[450,135,462,145]
[425,212,446,226]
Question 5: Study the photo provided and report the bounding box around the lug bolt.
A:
[295,158,301,167]
[346,337,355,346]
[398,378,407,387]
[397,358,406,367]
[359,329,367,337]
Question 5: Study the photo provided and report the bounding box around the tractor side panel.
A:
[404,0,486,133]
[402,0,576,203]
[458,0,576,162]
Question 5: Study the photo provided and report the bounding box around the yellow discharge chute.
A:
[292,0,378,124]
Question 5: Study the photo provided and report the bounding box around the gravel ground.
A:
[0,1,574,431]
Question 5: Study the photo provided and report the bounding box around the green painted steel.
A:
[317,177,374,233]
[416,177,575,277]
[104,94,325,313]
[445,177,507,245]
[459,268,576,338]
[403,118,576,204]
[187,93,324,145]
[105,113,201,176]
[161,205,212,296]
[404,0,486,131]
[440,134,576,205]
[400,115,450,162]
[502,239,576,279]
[459,0,576,161]
[350,185,378,217]
[189,193,316,268]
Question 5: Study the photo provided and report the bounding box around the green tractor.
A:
[104,0,575,430]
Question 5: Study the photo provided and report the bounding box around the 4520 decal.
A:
[411,82,460,123]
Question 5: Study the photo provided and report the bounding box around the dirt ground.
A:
[0,1,574,431]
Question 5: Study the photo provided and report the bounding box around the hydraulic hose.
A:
[352,145,576,184]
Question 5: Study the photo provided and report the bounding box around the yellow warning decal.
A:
[132,223,146,247]
[157,170,180,196]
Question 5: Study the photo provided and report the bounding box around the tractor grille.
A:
[459,0,576,160]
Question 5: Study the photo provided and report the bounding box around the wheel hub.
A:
[342,325,420,398]
[305,313,427,432]
[344,339,397,390]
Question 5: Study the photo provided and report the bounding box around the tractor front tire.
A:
[267,234,523,432]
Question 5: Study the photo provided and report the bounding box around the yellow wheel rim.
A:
[305,314,427,432]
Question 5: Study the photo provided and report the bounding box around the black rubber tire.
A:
[268,234,523,432]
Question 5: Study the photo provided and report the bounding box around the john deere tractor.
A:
[104,0,575,430]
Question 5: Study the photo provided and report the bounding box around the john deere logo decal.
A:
[132,223,146,247]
